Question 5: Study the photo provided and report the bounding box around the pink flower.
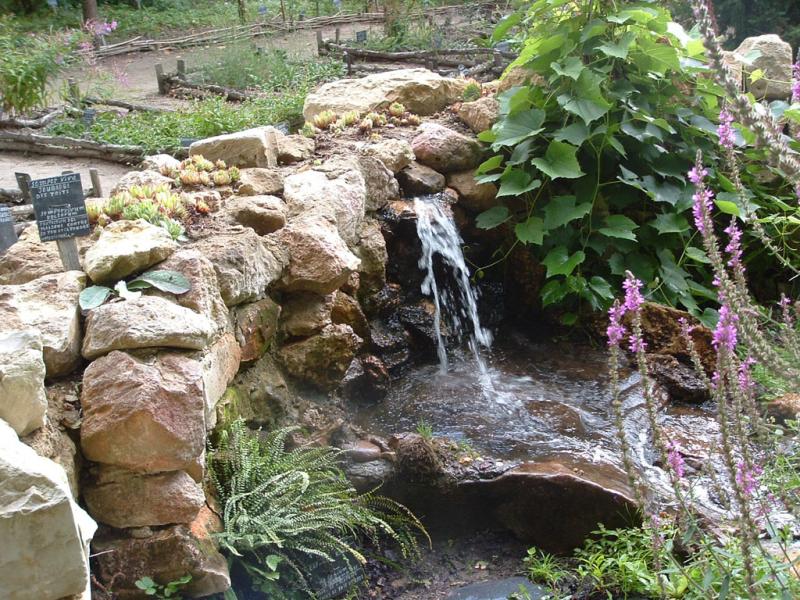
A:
[736,462,762,496]
[622,275,644,313]
[718,110,736,149]
[793,63,800,104]
[688,166,708,185]
[692,188,714,235]
[607,302,626,347]
[737,356,756,394]
[712,304,738,352]
[628,333,647,354]
[724,218,743,270]
[667,440,685,479]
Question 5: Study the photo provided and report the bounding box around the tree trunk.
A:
[82,0,99,24]
[384,0,401,36]
[237,0,246,24]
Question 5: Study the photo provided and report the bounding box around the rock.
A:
[457,95,500,134]
[361,138,415,174]
[0,271,85,377]
[356,154,400,212]
[189,126,280,168]
[0,331,47,436]
[397,301,440,358]
[82,296,215,359]
[303,68,468,121]
[354,218,388,297]
[647,354,709,404]
[766,393,800,425]
[0,225,89,285]
[390,432,443,479]
[280,324,362,391]
[81,351,205,476]
[148,248,229,333]
[198,333,241,430]
[222,353,295,427]
[193,229,286,306]
[93,520,230,599]
[110,170,174,196]
[277,134,315,164]
[0,419,96,600]
[84,466,204,529]
[281,292,334,337]
[339,355,390,401]
[397,161,446,195]
[732,35,793,100]
[231,298,281,363]
[497,64,544,93]
[447,170,497,213]
[343,439,384,463]
[84,219,177,284]
[344,459,395,492]
[141,154,182,173]
[276,212,360,295]
[235,168,285,196]
[446,578,547,600]
[412,123,484,173]
[369,316,412,372]
[283,160,367,244]
[332,290,369,339]
[225,195,287,235]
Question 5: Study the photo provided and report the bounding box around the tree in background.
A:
[82,0,98,23]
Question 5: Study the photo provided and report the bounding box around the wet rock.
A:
[281,292,334,337]
[141,154,181,172]
[280,324,363,391]
[457,95,500,134]
[231,297,281,363]
[275,212,360,295]
[276,134,315,165]
[303,68,468,121]
[390,432,443,479]
[647,353,710,404]
[0,419,96,600]
[505,245,544,316]
[110,170,174,196]
[81,351,205,476]
[84,219,177,284]
[446,577,547,600]
[235,167,285,196]
[396,161,446,195]
[0,270,85,377]
[631,303,715,373]
[82,296,215,359]
[361,138,415,174]
[197,333,241,430]
[0,331,47,436]
[380,200,425,289]
[365,283,403,317]
[369,317,412,372]
[332,291,370,340]
[412,123,483,173]
[397,301,439,357]
[222,353,295,428]
[0,225,89,285]
[447,170,498,213]
[766,393,800,424]
[193,229,287,306]
[732,35,793,100]
[354,217,388,297]
[339,355,390,401]
[189,126,280,168]
[344,458,395,492]
[225,195,287,235]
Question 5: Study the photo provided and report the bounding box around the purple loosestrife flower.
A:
[724,218,743,270]
[622,275,645,312]
[793,62,800,104]
[688,166,708,185]
[737,357,756,394]
[667,440,685,479]
[713,304,739,352]
[692,188,714,235]
[607,303,626,347]
[736,462,762,497]
[718,109,736,149]
[628,334,647,354]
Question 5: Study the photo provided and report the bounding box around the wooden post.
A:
[316,30,323,54]
[176,59,186,79]
[335,28,341,43]
[89,168,102,198]
[155,64,167,95]
[15,173,32,203]
[279,0,286,22]
[56,239,81,271]
[345,51,352,76]
[68,78,81,108]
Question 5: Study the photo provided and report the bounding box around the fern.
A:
[208,419,428,598]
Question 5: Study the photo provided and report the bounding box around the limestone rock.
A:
[354,218,388,297]
[283,161,367,244]
[0,271,85,377]
[197,333,241,430]
[0,419,96,600]
[332,291,369,340]
[356,154,400,212]
[340,355,390,402]
[84,466,204,528]
[281,292,334,337]
[447,170,497,213]
[457,96,500,134]
[412,123,483,173]
[0,225,89,285]
[361,138,415,174]
[110,170,174,196]
[84,219,177,284]
[223,353,295,427]
[82,296,215,359]
[279,324,363,391]
[276,213,360,295]
[733,34,793,100]
[0,331,47,436]
[141,154,182,173]
[396,161,446,195]
[303,68,468,121]
[231,298,281,363]
[497,64,544,93]
[766,393,800,425]
[81,351,206,475]
[235,168,285,196]
[193,229,287,306]
[277,134,315,164]
[647,353,710,404]
[226,195,287,235]
[189,126,280,168]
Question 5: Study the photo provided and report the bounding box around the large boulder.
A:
[189,126,280,168]
[193,229,287,306]
[231,298,281,363]
[197,333,241,430]
[331,291,369,340]
[497,64,544,93]
[303,68,469,121]
[82,296,216,359]
[396,161,446,195]
[235,168,285,196]
[84,219,177,284]
[447,170,498,213]
[281,292,335,337]
[141,154,181,173]
[275,212,360,295]
[412,123,483,173]
[732,34,793,100]
[457,96,500,134]
[0,225,89,285]
[0,419,96,600]
[225,195,287,235]
[81,351,206,477]
[223,353,295,427]
[0,331,47,437]
[279,323,363,391]
[83,466,204,529]
[354,218,388,297]
[355,155,400,212]
[110,170,174,196]
[0,270,85,377]
[360,138,415,174]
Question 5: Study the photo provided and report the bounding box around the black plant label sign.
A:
[30,173,90,242]
[0,205,17,253]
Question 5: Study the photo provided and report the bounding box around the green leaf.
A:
[476,155,503,175]
[551,56,585,80]
[714,199,740,216]
[491,109,546,148]
[649,213,689,235]
[685,246,711,263]
[79,286,113,311]
[543,195,591,229]
[542,245,586,278]
[540,279,569,307]
[606,135,627,157]
[135,578,155,591]
[559,69,612,125]
[507,138,535,165]
[492,12,522,42]
[497,168,541,197]
[588,276,614,301]
[477,130,496,143]
[599,214,638,241]
[553,122,589,146]
[597,31,636,59]
[129,270,191,294]
[515,216,545,245]
[561,312,578,326]
[531,141,585,180]
[265,555,282,571]
[475,206,510,229]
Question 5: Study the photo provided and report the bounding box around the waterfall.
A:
[414,195,493,388]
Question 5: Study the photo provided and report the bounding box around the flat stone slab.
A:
[445,577,547,600]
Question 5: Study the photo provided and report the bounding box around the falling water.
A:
[414,195,493,387]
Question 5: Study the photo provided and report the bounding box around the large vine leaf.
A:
[531,141,586,180]
[597,31,636,59]
[649,213,690,235]
[129,270,191,294]
[551,56,585,80]
[558,70,612,125]
[497,168,541,197]
[542,246,586,278]
[598,215,638,240]
[553,122,590,146]
[491,109,546,148]
[543,195,592,229]
[476,206,510,230]
[79,286,113,311]
[515,216,545,245]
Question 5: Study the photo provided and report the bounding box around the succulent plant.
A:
[215,159,227,170]
[365,112,386,127]
[103,195,126,218]
[407,114,421,126]
[179,170,203,187]
[358,117,374,134]
[85,199,105,224]
[213,170,232,186]
[462,81,482,102]
[388,102,405,117]
[228,166,241,182]
[341,111,361,126]
[313,110,337,130]
[195,199,211,215]
[300,122,318,138]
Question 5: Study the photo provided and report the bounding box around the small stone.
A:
[279,324,363,391]
[226,195,287,235]
[189,126,280,168]
[276,134,315,164]
[141,154,181,173]
[646,353,709,404]
[0,331,47,436]
[361,138,415,174]
[457,96,500,134]
[223,353,295,427]
[110,170,174,196]
[231,298,281,363]
[447,170,497,213]
[281,292,334,337]
[197,333,241,430]
[396,162,446,195]
[411,123,483,173]
[236,168,285,196]
[331,291,369,340]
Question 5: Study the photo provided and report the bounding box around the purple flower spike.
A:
[736,462,762,497]
[692,188,715,235]
[667,440,685,479]
[607,303,626,347]
[713,304,738,352]
[724,218,743,270]
[718,110,736,150]
[688,166,708,185]
[793,63,800,104]
[622,274,644,313]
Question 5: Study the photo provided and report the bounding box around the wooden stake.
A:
[89,168,102,198]
[155,64,167,94]
[335,27,340,43]
[316,30,323,54]
[56,238,81,271]
[177,59,186,79]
